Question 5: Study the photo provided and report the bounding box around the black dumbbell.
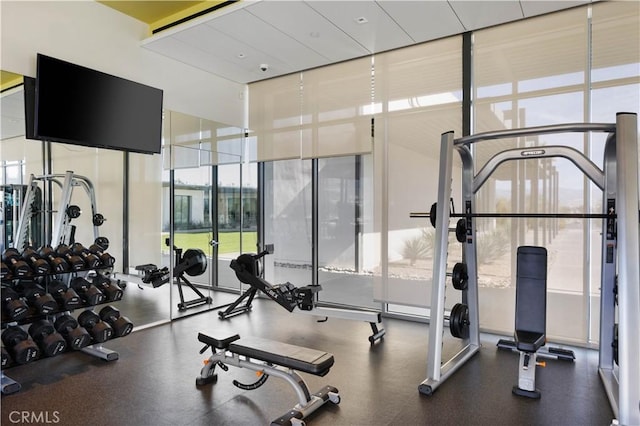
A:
[77,310,113,343]
[88,243,116,267]
[71,243,101,269]
[28,319,67,357]
[1,326,40,364]
[1,286,29,321]
[1,345,11,368]
[48,280,83,310]
[2,248,32,277]
[17,282,58,315]
[98,306,134,338]
[38,245,70,273]
[1,261,12,280]
[70,277,106,306]
[55,244,85,271]
[21,247,51,275]
[54,314,91,350]
[93,275,123,302]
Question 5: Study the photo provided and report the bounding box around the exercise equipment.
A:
[15,172,105,250]
[38,245,69,273]
[2,248,31,277]
[18,282,57,315]
[511,246,547,399]
[137,241,211,311]
[1,286,29,321]
[55,244,85,271]
[70,277,106,306]
[70,243,101,269]
[54,314,91,350]
[48,280,83,310]
[412,114,639,426]
[98,306,133,337]
[196,333,340,425]
[0,262,10,280]
[28,319,67,357]
[88,243,115,267]
[77,310,113,343]
[451,263,468,290]
[92,275,123,302]
[20,247,51,275]
[219,246,385,343]
[1,326,40,365]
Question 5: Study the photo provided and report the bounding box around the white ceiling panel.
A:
[245,0,370,62]
[521,1,590,18]
[205,9,329,71]
[141,0,599,84]
[448,1,524,31]
[377,1,465,42]
[305,1,414,53]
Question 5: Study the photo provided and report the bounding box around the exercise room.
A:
[1,1,639,425]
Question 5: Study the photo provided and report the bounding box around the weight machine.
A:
[218,245,386,344]
[14,171,106,250]
[411,113,638,425]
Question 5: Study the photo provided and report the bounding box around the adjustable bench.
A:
[512,246,547,399]
[196,333,340,425]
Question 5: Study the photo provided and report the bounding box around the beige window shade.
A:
[591,1,640,84]
[373,37,463,306]
[249,73,302,161]
[301,57,373,159]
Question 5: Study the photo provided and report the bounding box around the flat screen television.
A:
[34,53,163,154]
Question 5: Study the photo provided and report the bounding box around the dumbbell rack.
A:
[1,243,131,395]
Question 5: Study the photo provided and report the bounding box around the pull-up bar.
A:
[455,123,616,145]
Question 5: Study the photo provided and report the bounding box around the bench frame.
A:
[196,333,339,425]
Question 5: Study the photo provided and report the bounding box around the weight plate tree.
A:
[413,113,638,426]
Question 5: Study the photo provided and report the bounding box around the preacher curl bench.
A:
[196,333,340,425]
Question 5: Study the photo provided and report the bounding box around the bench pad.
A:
[515,330,545,353]
[229,336,334,375]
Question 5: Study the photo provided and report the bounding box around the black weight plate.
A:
[429,203,437,228]
[455,219,467,243]
[449,303,469,339]
[452,263,468,290]
[183,249,207,277]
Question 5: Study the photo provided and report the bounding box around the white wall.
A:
[0,1,246,127]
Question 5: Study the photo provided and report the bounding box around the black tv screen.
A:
[34,53,163,154]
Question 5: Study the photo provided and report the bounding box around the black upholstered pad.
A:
[515,330,545,353]
[229,336,334,375]
[514,246,547,352]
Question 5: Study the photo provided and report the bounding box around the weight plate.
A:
[429,203,437,228]
[455,219,467,243]
[183,249,208,277]
[449,303,469,339]
[452,263,468,290]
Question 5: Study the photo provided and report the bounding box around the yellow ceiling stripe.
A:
[1,70,24,92]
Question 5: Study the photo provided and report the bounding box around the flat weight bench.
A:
[512,246,548,399]
[196,333,340,425]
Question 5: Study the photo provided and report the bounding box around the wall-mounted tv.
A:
[34,53,163,154]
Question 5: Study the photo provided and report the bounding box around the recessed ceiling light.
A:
[355,17,368,24]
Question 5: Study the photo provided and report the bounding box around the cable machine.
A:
[412,113,638,425]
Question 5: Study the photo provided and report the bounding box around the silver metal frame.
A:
[15,170,102,250]
[420,114,639,426]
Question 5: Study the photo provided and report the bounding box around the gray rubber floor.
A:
[1,297,613,425]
